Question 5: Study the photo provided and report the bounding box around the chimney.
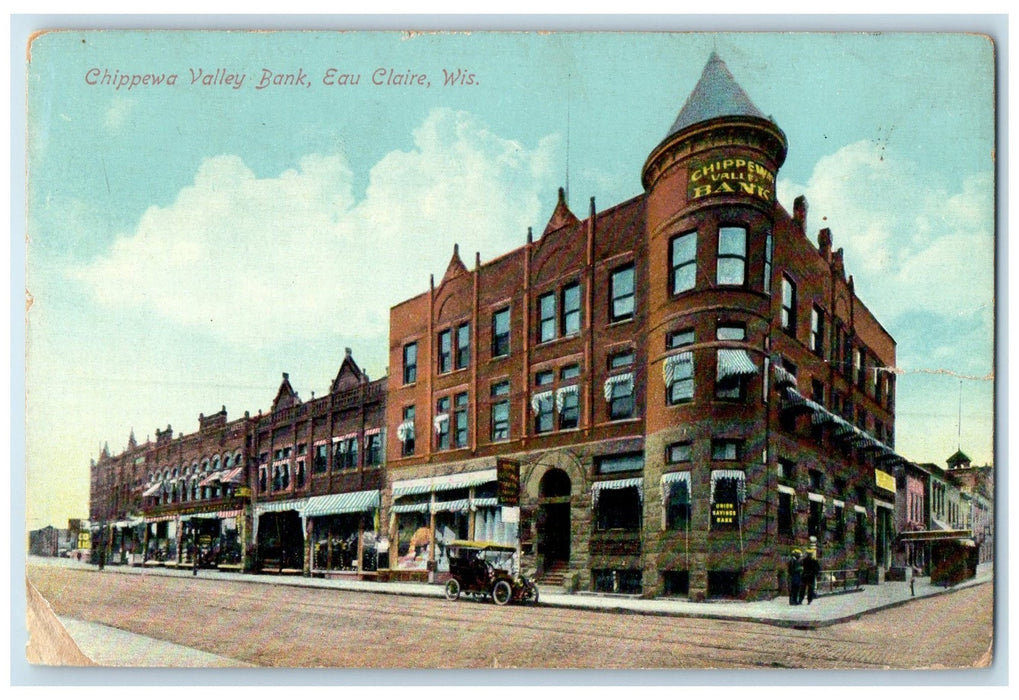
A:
[793,195,808,233]
[818,228,833,261]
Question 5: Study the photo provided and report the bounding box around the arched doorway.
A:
[538,468,571,570]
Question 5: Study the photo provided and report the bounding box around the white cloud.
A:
[777,140,994,324]
[69,108,559,347]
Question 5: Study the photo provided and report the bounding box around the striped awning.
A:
[199,471,224,487]
[660,471,690,504]
[556,384,579,411]
[144,514,177,523]
[254,498,308,515]
[772,362,798,388]
[433,413,450,434]
[396,420,415,442]
[530,390,553,414]
[305,489,379,517]
[220,467,245,485]
[432,498,471,514]
[142,482,162,497]
[392,468,497,498]
[602,373,633,401]
[717,349,759,382]
[471,497,499,508]
[710,469,747,503]
[591,477,643,506]
[663,352,692,386]
[392,502,430,514]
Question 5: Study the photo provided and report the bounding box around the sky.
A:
[22,30,996,530]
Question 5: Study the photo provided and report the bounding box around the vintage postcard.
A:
[21,26,997,674]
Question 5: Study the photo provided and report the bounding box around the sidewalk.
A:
[31,556,994,630]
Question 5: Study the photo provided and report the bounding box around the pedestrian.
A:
[802,549,820,604]
[787,549,802,605]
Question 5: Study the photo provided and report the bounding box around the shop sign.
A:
[875,469,896,493]
[497,458,520,506]
[711,501,738,527]
[688,157,775,202]
[235,486,252,498]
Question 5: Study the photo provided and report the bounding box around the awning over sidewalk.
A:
[391,467,497,498]
[896,529,974,543]
[305,489,380,517]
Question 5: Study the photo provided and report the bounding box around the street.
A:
[27,562,993,669]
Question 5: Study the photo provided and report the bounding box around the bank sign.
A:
[688,157,775,203]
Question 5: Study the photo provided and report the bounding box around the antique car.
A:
[443,540,539,606]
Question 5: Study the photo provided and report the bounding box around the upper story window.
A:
[716,226,747,286]
[666,330,694,405]
[811,306,824,357]
[400,405,416,456]
[781,275,797,335]
[365,433,382,466]
[667,441,693,464]
[538,292,556,343]
[456,323,470,370]
[715,324,748,401]
[491,307,510,358]
[435,396,451,450]
[535,370,554,387]
[605,351,635,420]
[764,229,773,294]
[453,392,469,448]
[561,282,581,336]
[854,348,864,388]
[711,439,741,461]
[670,230,697,295]
[437,329,452,373]
[491,381,511,442]
[610,264,635,322]
[560,364,581,381]
[402,342,418,385]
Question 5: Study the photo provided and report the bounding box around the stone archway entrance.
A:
[538,468,572,570]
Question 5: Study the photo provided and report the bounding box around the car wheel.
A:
[524,582,539,605]
[445,579,461,601]
[492,580,513,606]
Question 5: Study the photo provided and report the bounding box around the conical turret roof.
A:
[666,52,769,138]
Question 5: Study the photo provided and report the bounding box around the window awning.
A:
[710,469,747,503]
[591,477,643,507]
[198,471,223,487]
[254,498,308,515]
[660,471,690,504]
[142,482,162,497]
[433,413,450,434]
[530,390,553,414]
[556,384,579,411]
[392,502,430,514]
[306,489,380,517]
[663,352,692,386]
[717,348,759,382]
[808,492,825,503]
[144,514,176,523]
[471,497,499,508]
[220,467,245,485]
[396,420,415,442]
[432,498,470,514]
[772,362,798,389]
[602,373,634,401]
[392,467,497,498]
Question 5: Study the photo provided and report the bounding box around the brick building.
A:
[382,52,903,600]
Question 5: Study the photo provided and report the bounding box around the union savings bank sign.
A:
[688,157,775,202]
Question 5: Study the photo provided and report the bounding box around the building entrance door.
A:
[538,468,572,569]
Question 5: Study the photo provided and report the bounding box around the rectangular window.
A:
[764,229,773,294]
[403,342,418,385]
[595,486,642,531]
[809,469,824,491]
[670,231,697,295]
[597,453,643,474]
[456,323,470,370]
[561,282,581,336]
[667,441,692,464]
[667,328,695,349]
[711,475,742,530]
[854,348,864,389]
[715,324,747,401]
[435,396,451,450]
[716,226,747,286]
[438,329,452,373]
[401,405,416,456]
[778,458,796,483]
[534,392,553,434]
[667,352,693,405]
[535,370,554,386]
[454,392,469,448]
[781,275,797,334]
[313,444,328,473]
[808,499,824,538]
[811,306,824,356]
[560,364,580,381]
[834,504,846,541]
[875,371,884,403]
[778,492,794,536]
[610,264,635,321]
[491,307,510,358]
[665,479,691,530]
[811,378,825,403]
[609,379,634,420]
[491,381,510,441]
[558,387,579,430]
[365,434,382,466]
[538,292,556,343]
[609,350,634,369]
[711,439,740,461]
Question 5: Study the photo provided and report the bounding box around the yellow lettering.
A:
[692,184,713,198]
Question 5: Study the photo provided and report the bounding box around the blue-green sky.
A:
[24,30,995,529]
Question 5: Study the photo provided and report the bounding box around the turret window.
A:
[670,231,697,295]
[716,226,747,286]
